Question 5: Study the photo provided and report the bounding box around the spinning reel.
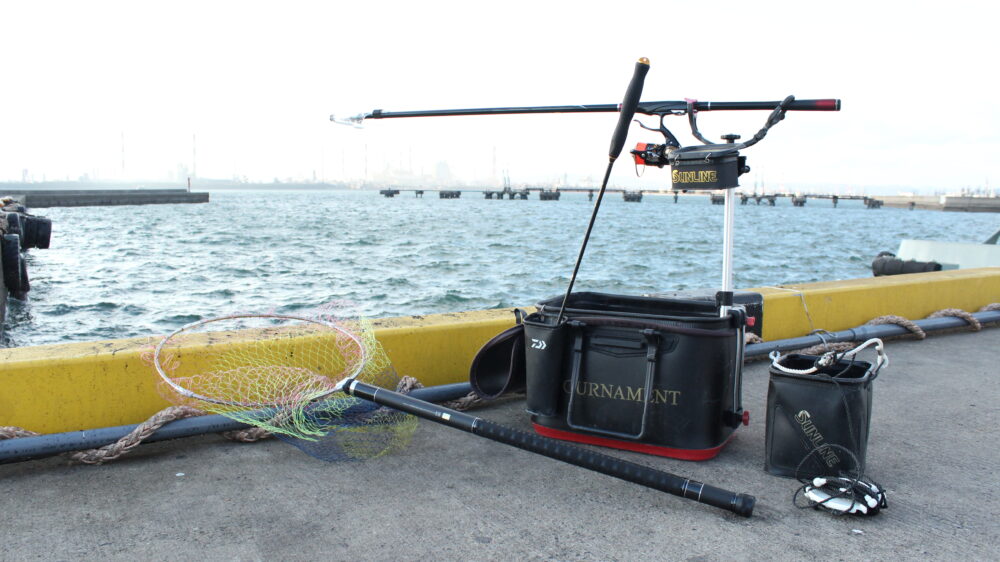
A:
[630,96,801,191]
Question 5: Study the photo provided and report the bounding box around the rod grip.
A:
[793,99,840,111]
[608,58,650,160]
[474,419,755,517]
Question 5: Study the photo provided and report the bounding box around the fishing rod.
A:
[331,99,839,126]
[331,64,840,318]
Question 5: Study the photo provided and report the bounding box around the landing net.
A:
[151,311,417,460]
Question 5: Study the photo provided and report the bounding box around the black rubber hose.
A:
[745,310,1000,357]
[0,383,473,464]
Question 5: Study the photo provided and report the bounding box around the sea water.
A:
[5,189,997,347]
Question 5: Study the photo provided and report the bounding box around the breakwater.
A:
[880,195,1000,212]
[13,189,208,208]
[376,188,1000,212]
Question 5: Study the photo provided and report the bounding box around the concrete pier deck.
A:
[1,327,997,560]
[8,189,209,208]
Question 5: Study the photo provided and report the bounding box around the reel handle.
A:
[608,57,650,161]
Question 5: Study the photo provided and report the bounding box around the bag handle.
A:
[770,338,888,378]
[568,315,736,338]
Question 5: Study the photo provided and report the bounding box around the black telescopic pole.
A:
[344,379,755,517]
[555,57,650,322]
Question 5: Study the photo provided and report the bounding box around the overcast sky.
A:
[1,1,997,193]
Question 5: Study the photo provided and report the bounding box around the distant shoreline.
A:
[4,181,999,199]
[0,181,350,191]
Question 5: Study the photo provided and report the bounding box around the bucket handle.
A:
[769,338,888,377]
[564,326,659,441]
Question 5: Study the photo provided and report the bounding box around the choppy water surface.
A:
[6,189,997,347]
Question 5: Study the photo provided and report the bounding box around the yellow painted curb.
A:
[1,268,998,433]
[749,267,1000,341]
[0,309,521,434]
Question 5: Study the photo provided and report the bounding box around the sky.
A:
[1,0,998,194]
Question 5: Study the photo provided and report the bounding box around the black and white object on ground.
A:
[796,475,887,516]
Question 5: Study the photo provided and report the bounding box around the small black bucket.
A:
[765,342,886,479]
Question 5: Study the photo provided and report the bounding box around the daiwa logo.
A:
[530,338,547,350]
[795,410,841,468]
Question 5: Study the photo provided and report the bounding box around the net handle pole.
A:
[342,380,755,517]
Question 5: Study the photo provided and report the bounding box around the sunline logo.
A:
[794,410,841,467]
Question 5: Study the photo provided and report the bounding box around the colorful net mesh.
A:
[151,311,417,460]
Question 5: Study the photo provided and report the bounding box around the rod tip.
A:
[638,57,650,65]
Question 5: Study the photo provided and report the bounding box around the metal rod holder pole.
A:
[720,188,735,317]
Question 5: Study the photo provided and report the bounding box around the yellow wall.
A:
[749,267,1000,341]
[0,309,519,434]
[2,268,998,433]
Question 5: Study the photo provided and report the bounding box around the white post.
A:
[720,189,735,317]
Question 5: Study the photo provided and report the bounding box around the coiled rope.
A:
[1,406,207,465]
[0,375,478,465]
[746,303,998,356]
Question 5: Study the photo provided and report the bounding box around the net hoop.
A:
[152,313,367,408]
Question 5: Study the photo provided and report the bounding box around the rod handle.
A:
[682,99,841,112]
[793,99,840,111]
[608,58,650,160]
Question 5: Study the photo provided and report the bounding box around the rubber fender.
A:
[871,255,942,276]
[34,216,52,249]
[1,234,25,292]
[11,258,30,299]
[21,215,38,249]
[19,257,29,293]
[4,213,21,237]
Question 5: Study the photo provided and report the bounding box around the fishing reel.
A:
[630,114,680,169]
[629,97,799,191]
[632,139,749,191]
